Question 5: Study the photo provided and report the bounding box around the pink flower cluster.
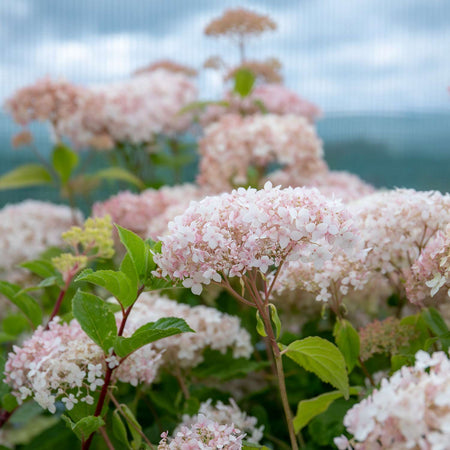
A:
[348,189,450,277]
[120,293,253,369]
[405,224,450,304]
[176,398,264,444]
[59,69,197,149]
[93,184,202,240]
[4,77,84,128]
[158,414,245,449]
[197,114,327,192]
[335,350,450,449]
[0,201,82,284]
[155,182,358,296]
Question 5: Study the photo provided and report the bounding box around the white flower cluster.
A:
[0,200,82,283]
[175,398,264,444]
[335,350,450,449]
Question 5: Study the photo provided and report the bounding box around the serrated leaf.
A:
[334,319,360,372]
[93,167,145,190]
[114,317,193,358]
[116,226,150,280]
[0,164,52,190]
[293,387,360,432]
[72,290,117,353]
[0,281,42,328]
[62,415,104,441]
[286,337,349,398]
[52,144,79,184]
[233,68,255,97]
[75,269,137,307]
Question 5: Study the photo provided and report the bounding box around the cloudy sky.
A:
[1,0,449,113]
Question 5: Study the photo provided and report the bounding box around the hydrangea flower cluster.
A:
[93,184,202,241]
[0,201,82,283]
[405,225,450,305]
[59,69,197,149]
[4,318,163,412]
[348,189,450,277]
[120,293,253,369]
[158,414,245,450]
[335,350,450,449]
[155,182,358,296]
[175,399,264,444]
[197,114,327,192]
[4,77,85,130]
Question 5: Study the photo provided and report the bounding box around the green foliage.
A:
[52,144,79,184]
[421,307,450,351]
[62,415,104,441]
[334,319,360,372]
[242,443,270,449]
[294,387,360,432]
[0,164,52,190]
[0,281,42,328]
[72,290,117,353]
[233,68,256,97]
[269,303,281,340]
[114,317,193,358]
[255,310,267,337]
[76,268,137,307]
[93,167,145,190]
[285,337,349,398]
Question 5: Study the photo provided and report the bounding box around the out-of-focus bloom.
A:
[348,189,450,278]
[4,318,163,412]
[11,130,33,149]
[59,69,197,149]
[335,350,450,449]
[93,184,203,241]
[133,59,197,77]
[0,201,82,283]
[204,8,276,39]
[359,317,417,361]
[197,114,327,192]
[4,77,84,129]
[176,399,264,444]
[119,293,253,370]
[405,224,450,304]
[158,414,245,449]
[155,182,358,296]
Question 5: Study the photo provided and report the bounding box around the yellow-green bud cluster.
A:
[52,254,88,277]
[62,216,115,259]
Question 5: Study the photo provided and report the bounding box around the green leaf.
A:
[0,164,52,190]
[93,167,145,190]
[242,443,270,449]
[52,144,79,184]
[255,310,267,337]
[114,317,193,358]
[75,269,137,308]
[62,415,104,441]
[2,314,30,336]
[293,387,360,432]
[0,281,42,327]
[269,303,281,340]
[72,291,117,353]
[233,68,255,97]
[117,404,142,450]
[20,259,60,279]
[116,226,150,280]
[334,319,360,372]
[285,337,349,398]
[2,393,18,412]
[120,253,138,291]
[112,410,129,447]
[391,354,415,372]
[421,307,450,351]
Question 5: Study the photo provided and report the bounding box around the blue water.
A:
[0,111,449,208]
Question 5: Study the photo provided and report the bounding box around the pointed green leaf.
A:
[112,410,129,447]
[421,307,450,351]
[116,226,150,280]
[285,337,349,398]
[233,68,255,97]
[0,281,42,327]
[120,253,138,291]
[269,303,281,340]
[114,317,194,358]
[293,387,360,432]
[255,310,267,337]
[20,259,61,280]
[93,167,145,190]
[72,291,117,353]
[62,415,104,441]
[75,269,137,308]
[117,404,142,450]
[334,319,360,372]
[52,144,79,184]
[0,164,52,190]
